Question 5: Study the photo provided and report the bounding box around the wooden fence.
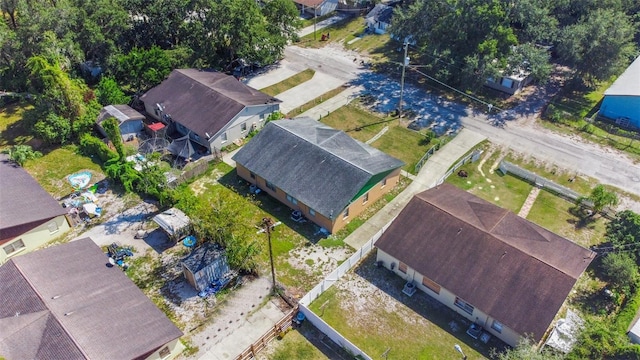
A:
[234,307,297,360]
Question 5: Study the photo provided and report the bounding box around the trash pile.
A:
[62,172,108,224]
[198,272,237,298]
[106,243,134,270]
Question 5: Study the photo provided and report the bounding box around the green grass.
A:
[260,69,316,96]
[308,255,492,359]
[0,102,34,149]
[285,86,346,117]
[320,103,434,173]
[269,329,328,360]
[23,144,105,199]
[526,190,607,248]
[297,17,392,62]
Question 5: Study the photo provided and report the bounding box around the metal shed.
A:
[181,242,230,292]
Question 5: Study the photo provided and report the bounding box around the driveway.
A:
[277,72,346,114]
[243,59,308,90]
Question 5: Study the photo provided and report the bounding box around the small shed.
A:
[181,242,230,291]
[152,207,191,241]
[629,312,640,344]
[96,105,145,141]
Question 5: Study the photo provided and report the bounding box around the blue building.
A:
[600,56,640,130]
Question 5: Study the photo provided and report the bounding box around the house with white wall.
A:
[375,184,595,347]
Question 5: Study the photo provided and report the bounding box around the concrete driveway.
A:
[244,59,308,90]
[277,72,346,114]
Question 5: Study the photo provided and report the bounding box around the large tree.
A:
[607,210,640,254]
[557,8,637,84]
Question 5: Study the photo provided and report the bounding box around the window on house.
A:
[381,178,387,188]
[362,192,369,204]
[343,207,349,219]
[250,172,255,179]
[422,276,441,294]
[48,221,59,234]
[454,297,474,315]
[491,320,503,333]
[398,262,407,274]
[260,113,266,121]
[241,123,247,132]
[309,208,316,217]
[286,194,298,205]
[159,346,171,358]
[265,181,276,191]
[221,132,228,142]
[3,239,25,255]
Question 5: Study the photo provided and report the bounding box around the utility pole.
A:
[313,7,317,40]
[398,40,409,119]
[262,217,276,292]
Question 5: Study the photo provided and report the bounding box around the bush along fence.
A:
[497,160,616,219]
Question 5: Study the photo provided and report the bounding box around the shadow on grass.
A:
[566,205,599,230]
[353,252,509,358]
[216,169,328,244]
[292,320,353,360]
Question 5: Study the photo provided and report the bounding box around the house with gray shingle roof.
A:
[0,238,184,360]
[0,155,70,264]
[232,117,404,233]
[375,184,595,347]
[600,55,640,130]
[140,69,281,155]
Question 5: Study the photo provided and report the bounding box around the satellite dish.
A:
[108,257,116,266]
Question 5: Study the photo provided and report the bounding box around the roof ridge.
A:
[420,192,586,279]
[12,260,89,359]
[274,121,373,175]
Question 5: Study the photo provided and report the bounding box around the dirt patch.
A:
[288,245,352,276]
[190,169,224,195]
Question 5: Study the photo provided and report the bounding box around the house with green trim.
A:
[233,117,404,233]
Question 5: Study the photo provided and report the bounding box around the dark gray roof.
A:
[140,69,281,140]
[96,105,145,126]
[366,4,393,24]
[0,155,67,242]
[182,242,226,274]
[375,184,595,342]
[0,238,183,360]
[232,118,404,219]
[605,55,640,96]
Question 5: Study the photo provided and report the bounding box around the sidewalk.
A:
[298,85,363,120]
[344,128,487,249]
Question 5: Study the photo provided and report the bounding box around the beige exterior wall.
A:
[236,166,401,233]
[376,249,522,347]
[144,338,185,360]
[0,215,70,265]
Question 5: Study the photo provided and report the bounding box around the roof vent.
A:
[64,312,74,316]
[51,295,61,300]
[14,312,20,317]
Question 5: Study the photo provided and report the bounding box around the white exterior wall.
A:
[208,104,279,151]
[143,338,185,360]
[0,215,70,265]
[376,249,521,347]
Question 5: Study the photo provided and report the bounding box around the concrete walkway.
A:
[278,72,346,114]
[344,128,487,249]
[298,85,363,120]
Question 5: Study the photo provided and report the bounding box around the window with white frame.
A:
[362,192,369,204]
[381,178,387,188]
[343,207,349,219]
[286,194,298,205]
[3,239,25,255]
[454,297,474,315]
[491,320,503,333]
[241,123,247,132]
[221,132,228,142]
[48,221,59,234]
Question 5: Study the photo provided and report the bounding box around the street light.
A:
[398,40,409,119]
[262,217,277,292]
[454,344,467,360]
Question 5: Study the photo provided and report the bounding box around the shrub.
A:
[79,134,118,163]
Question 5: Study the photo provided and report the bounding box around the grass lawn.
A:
[260,69,315,96]
[23,144,104,199]
[526,190,607,248]
[297,17,392,63]
[0,102,34,149]
[308,254,496,360]
[320,103,433,173]
[268,329,328,360]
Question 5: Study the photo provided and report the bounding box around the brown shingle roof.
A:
[0,155,67,242]
[293,0,324,7]
[140,69,280,141]
[375,184,595,341]
[0,238,183,359]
